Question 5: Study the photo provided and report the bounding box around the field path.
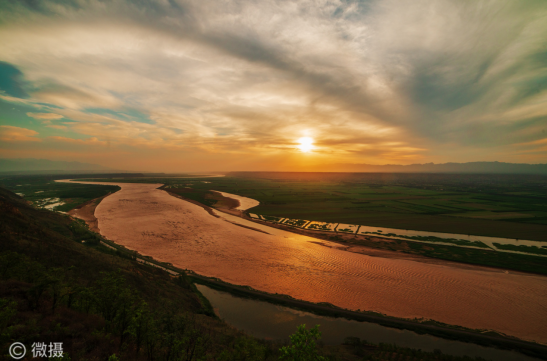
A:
[59,180,547,345]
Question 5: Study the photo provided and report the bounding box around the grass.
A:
[404,242,547,274]
[283,218,309,227]
[316,235,547,275]
[161,186,218,207]
[368,233,490,248]
[493,243,547,255]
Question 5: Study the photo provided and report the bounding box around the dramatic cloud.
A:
[48,136,107,146]
[0,0,546,170]
[26,113,64,120]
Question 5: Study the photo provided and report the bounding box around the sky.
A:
[0,0,546,172]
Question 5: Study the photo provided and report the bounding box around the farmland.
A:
[78,172,547,241]
[5,172,547,242]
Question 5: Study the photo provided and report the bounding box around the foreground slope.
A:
[0,187,271,360]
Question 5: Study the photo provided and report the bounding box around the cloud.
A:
[0,125,40,142]
[26,112,63,120]
[48,136,107,146]
[0,0,546,168]
[46,125,68,130]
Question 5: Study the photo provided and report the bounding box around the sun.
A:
[297,137,314,153]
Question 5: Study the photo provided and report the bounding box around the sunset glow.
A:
[0,0,546,171]
[297,137,314,153]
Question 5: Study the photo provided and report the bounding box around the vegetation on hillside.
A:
[0,187,270,360]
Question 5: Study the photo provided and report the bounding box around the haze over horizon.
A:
[1,0,546,172]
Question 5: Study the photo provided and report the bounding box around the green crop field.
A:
[36,172,547,241]
[111,173,547,241]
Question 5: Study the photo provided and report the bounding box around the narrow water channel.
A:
[197,285,540,361]
[353,224,546,249]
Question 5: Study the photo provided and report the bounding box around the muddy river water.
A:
[197,285,538,361]
[59,180,547,345]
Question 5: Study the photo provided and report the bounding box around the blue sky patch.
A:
[0,62,29,98]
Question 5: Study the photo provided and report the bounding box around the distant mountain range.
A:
[323,161,547,174]
[2,159,546,175]
[0,158,120,174]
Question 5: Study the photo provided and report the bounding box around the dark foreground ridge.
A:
[0,186,272,360]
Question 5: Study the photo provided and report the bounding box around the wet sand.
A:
[68,196,110,233]
[59,180,547,345]
[211,190,259,210]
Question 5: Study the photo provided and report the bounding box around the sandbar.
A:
[211,190,259,211]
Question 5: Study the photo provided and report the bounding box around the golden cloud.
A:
[0,125,41,142]
[48,136,107,146]
[26,112,64,120]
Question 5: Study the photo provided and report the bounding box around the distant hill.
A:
[0,158,120,174]
[321,161,547,174]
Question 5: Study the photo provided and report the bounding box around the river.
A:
[57,180,547,345]
[197,285,539,361]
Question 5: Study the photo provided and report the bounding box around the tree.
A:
[279,324,326,361]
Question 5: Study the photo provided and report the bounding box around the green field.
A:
[77,173,547,241]
[342,236,547,275]
[6,173,547,241]
[0,175,120,212]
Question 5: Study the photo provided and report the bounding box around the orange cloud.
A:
[26,112,64,120]
[513,137,547,147]
[0,126,41,142]
[46,125,68,130]
[48,135,107,146]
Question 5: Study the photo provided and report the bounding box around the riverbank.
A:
[189,274,547,360]
[211,190,260,210]
[233,213,547,275]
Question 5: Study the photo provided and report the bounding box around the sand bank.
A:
[211,190,259,211]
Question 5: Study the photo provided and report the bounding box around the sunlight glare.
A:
[297,137,314,153]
